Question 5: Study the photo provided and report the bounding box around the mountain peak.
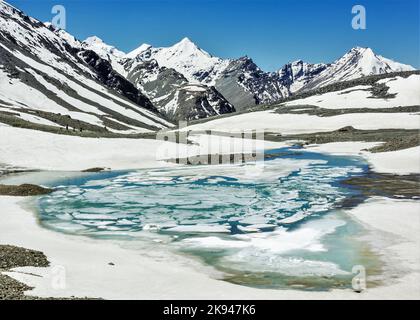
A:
[351,46,367,51]
[345,47,414,72]
[340,46,380,64]
[347,46,376,57]
[136,43,152,51]
[0,0,21,14]
[126,43,152,59]
[84,36,104,45]
[171,37,202,52]
[179,37,194,44]
[291,59,305,65]
[82,36,125,60]
[310,46,416,89]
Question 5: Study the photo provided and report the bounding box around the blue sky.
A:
[8,0,420,70]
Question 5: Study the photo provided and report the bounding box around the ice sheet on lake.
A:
[180,216,349,276]
[38,154,363,235]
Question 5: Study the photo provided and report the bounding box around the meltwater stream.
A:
[37,148,380,290]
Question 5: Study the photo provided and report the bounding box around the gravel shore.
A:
[0,245,49,300]
[0,184,53,196]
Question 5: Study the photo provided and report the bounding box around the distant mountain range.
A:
[62,37,420,118]
[0,0,416,125]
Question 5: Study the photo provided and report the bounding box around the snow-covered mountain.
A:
[0,1,171,134]
[109,37,234,120]
[182,72,420,134]
[298,47,416,90]
[213,46,414,110]
[81,36,127,75]
[277,60,328,93]
[123,39,288,111]
[124,38,415,111]
[126,37,229,85]
[123,59,235,120]
[213,57,290,111]
[0,0,416,127]
[83,36,125,60]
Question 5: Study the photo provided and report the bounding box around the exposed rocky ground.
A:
[0,164,35,176]
[342,173,420,200]
[273,105,420,118]
[0,245,48,300]
[81,167,108,173]
[0,244,94,300]
[0,243,55,300]
[264,127,420,152]
[0,184,53,196]
[0,112,159,138]
[182,126,419,153]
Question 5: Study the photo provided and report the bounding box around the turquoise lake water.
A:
[36,148,380,290]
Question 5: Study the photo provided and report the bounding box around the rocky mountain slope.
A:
[295,47,415,90]
[0,0,416,126]
[121,53,235,121]
[123,39,415,112]
[0,1,171,135]
[126,37,229,85]
[277,60,328,93]
[183,71,420,137]
[81,36,236,121]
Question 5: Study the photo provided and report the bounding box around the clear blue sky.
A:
[7,0,420,70]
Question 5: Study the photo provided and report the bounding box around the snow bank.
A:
[0,126,170,171]
[306,142,420,175]
[184,110,420,134]
[0,126,286,171]
[367,147,420,175]
[284,75,420,109]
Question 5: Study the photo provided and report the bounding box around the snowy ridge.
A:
[125,43,152,59]
[123,39,415,111]
[277,60,328,93]
[124,58,235,121]
[82,36,127,74]
[127,37,230,85]
[184,73,420,134]
[83,36,126,60]
[1,0,417,124]
[120,38,236,120]
[0,0,21,15]
[0,1,172,134]
[301,47,415,90]
[284,74,420,109]
[81,32,416,114]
